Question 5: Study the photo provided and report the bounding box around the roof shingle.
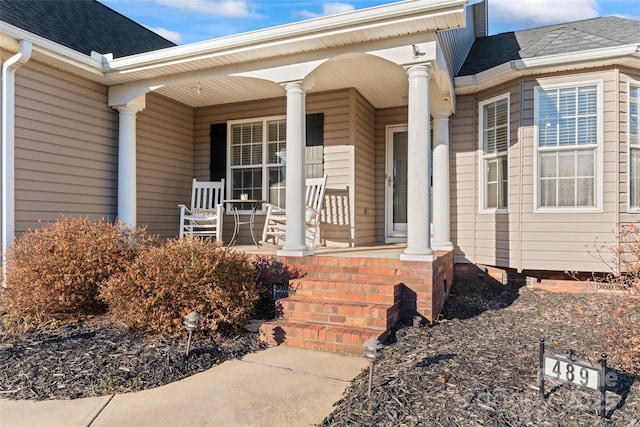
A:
[0,0,176,58]
[458,16,640,76]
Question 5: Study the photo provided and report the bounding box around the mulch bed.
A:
[2,280,639,427]
[0,318,265,401]
[322,281,640,427]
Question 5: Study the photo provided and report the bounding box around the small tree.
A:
[1,217,155,325]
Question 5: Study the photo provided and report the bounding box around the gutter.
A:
[2,39,32,286]
[1,23,103,75]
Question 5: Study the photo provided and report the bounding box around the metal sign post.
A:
[538,338,607,418]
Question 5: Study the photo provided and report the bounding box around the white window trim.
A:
[478,93,510,214]
[226,115,286,214]
[533,80,604,213]
[628,80,640,213]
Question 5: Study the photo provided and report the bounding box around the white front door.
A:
[385,125,408,242]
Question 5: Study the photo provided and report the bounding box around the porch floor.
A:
[229,242,409,258]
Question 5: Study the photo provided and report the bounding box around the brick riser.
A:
[281,296,400,330]
[258,252,454,355]
[259,276,403,355]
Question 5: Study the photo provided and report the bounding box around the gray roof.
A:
[458,16,640,76]
[0,0,176,58]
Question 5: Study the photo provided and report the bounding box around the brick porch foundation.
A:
[259,250,453,355]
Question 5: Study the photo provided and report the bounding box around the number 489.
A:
[552,360,589,386]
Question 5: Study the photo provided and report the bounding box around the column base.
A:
[432,241,454,251]
[278,247,313,257]
[401,250,436,262]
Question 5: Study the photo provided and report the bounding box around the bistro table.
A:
[223,199,265,247]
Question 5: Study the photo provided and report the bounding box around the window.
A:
[229,117,287,207]
[225,114,325,210]
[629,83,640,210]
[535,83,601,210]
[479,95,509,211]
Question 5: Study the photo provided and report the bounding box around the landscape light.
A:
[183,311,201,356]
[363,338,385,398]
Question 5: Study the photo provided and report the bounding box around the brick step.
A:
[298,266,403,284]
[291,279,402,304]
[280,296,401,330]
[259,320,389,355]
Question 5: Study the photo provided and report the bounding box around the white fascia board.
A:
[0,23,103,75]
[455,43,640,94]
[104,0,466,75]
[513,44,640,68]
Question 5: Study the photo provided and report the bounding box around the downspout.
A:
[2,40,32,285]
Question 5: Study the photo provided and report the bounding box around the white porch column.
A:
[401,64,435,262]
[113,98,145,228]
[432,111,453,250]
[278,82,310,257]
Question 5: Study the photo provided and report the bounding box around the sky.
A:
[99,0,640,45]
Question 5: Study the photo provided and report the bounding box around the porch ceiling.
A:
[153,53,410,109]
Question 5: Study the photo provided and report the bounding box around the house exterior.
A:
[2,0,640,284]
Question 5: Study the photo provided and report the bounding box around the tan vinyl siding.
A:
[137,93,194,238]
[619,68,640,223]
[473,82,520,267]
[450,94,477,264]
[351,89,377,245]
[13,61,118,233]
[375,106,408,242]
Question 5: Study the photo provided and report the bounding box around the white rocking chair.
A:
[261,175,327,249]
[179,179,225,241]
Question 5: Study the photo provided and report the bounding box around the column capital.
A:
[432,109,451,120]
[281,81,308,93]
[111,94,146,114]
[114,104,145,115]
[405,63,432,77]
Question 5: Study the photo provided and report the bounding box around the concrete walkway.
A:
[0,346,368,427]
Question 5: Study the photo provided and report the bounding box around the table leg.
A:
[249,202,261,247]
[228,206,240,246]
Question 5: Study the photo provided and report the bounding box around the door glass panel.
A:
[392,131,408,233]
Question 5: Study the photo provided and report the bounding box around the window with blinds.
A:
[535,83,600,209]
[480,95,509,211]
[230,120,264,202]
[629,83,640,210]
[226,114,324,209]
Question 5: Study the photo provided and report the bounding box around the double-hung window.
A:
[479,95,509,212]
[629,82,640,210]
[535,82,601,210]
[228,117,287,207]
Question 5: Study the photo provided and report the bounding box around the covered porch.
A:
[105,0,465,260]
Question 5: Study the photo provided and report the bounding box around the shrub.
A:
[2,217,155,325]
[590,222,640,294]
[101,238,259,335]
